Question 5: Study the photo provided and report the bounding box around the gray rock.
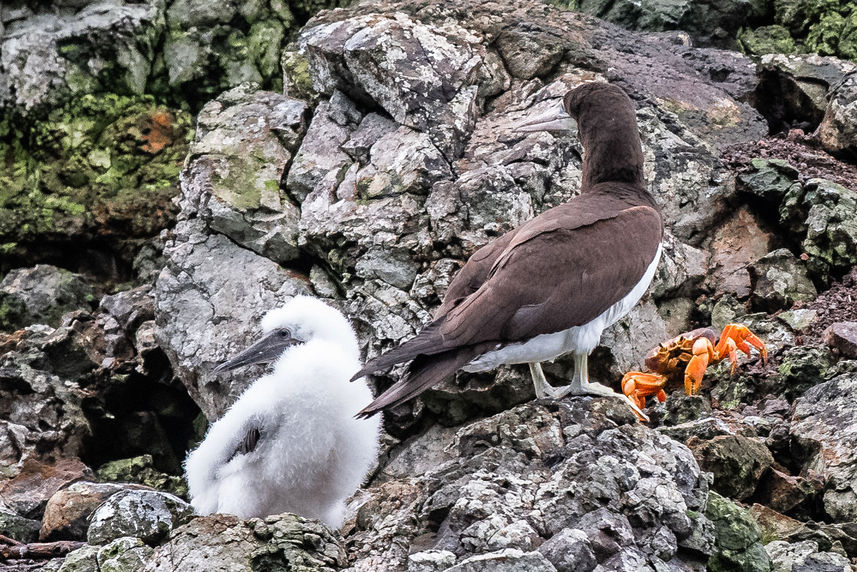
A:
[41,481,151,541]
[756,54,856,131]
[346,399,712,570]
[99,286,155,334]
[0,265,93,330]
[705,492,772,571]
[298,12,487,157]
[577,0,766,48]
[749,249,817,312]
[154,212,312,418]
[0,1,164,114]
[0,508,41,542]
[142,513,345,571]
[818,71,857,157]
[445,549,558,572]
[823,322,857,359]
[766,539,851,572]
[689,435,774,501]
[799,178,857,279]
[58,544,100,572]
[407,549,457,572]
[188,86,308,265]
[286,97,354,203]
[791,372,857,521]
[538,527,597,572]
[87,489,193,545]
[97,536,155,572]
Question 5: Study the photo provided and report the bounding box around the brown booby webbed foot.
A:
[529,358,650,421]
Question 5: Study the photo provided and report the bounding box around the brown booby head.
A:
[517,83,644,190]
[354,82,663,420]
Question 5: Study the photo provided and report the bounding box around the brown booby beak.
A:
[515,101,577,132]
[213,329,301,373]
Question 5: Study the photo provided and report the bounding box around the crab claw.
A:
[684,337,715,395]
[621,372,667,417]
[717,323,769,368]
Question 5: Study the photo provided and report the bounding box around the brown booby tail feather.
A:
[355,346,485,418]
[350,321,447,381]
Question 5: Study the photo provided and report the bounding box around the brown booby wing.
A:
[355,186,662,415]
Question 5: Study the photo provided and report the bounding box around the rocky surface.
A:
[1,0,857,570]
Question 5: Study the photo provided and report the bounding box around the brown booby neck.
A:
[564,84,645,191]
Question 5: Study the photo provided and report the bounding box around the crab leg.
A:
[684,337,715,395]
[621,372,668,412]
[717,323,769,366]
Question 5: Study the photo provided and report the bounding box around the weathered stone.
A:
[445,549,557,572]
[41,481,152,542]
[576,0,766,48]
[347,399,712,570]
[753,468,822,520]
[57,544,100,572]
[87,489,193,545]
[706,207,774,300]
[823,321,857,358]
[0,458,93,520]
[775,345,836,400]
[755,54,856,132]
[142,513,346,571]
[791,372,857,521]
[407,549,458,572]
[99,286,155,334]
[748,249,817,312]
[766,539,851,572]
[188,86,308,264]
[799,178,857,279]
[0,265,93,331]
[286,97,354,203]
[738,25,796,55]
[777,309,818,333]
[96,455,187,499]
[154,215,312,419]
[299,12,486,157]
[537,528,597,572]
[97,536,155,572]
[0,508,41,543]
[705,492,772,572]
[690,435,773,500]
[0,1,164,114]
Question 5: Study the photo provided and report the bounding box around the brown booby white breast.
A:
[354,82,664,419]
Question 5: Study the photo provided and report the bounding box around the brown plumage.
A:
[355,83,664,418]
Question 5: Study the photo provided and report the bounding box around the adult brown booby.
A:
[354,82,664,418]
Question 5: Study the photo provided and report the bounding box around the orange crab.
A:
[621,323,768,414]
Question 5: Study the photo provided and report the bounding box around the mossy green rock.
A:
[806,11,846,55]
[0,265,94,331]
[706,492,773,571]
[800,178,857,278]
[96,455,187,499]
[738,25,796,54]
[0,94,192,246]
[775,345,836,399]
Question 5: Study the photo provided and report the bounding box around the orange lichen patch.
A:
[139,110,177,155]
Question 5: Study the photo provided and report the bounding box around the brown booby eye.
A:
[278,329,291,338]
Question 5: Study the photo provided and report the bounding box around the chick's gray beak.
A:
[515,102,577,132]
[213,330,299,373]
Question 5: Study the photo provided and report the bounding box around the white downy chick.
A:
[185,296,381,527]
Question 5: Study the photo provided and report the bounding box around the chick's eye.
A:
[279,329,291,338]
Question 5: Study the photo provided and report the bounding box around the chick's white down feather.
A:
[184,297,381,527]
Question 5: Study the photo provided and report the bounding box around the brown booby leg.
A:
[529,357,649,421]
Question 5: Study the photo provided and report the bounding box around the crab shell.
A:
[643,327,717,377]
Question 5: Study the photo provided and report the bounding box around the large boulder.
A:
[347,398,713,570]
[142,513,346,571]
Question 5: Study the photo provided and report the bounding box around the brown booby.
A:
[354,82,664,418]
